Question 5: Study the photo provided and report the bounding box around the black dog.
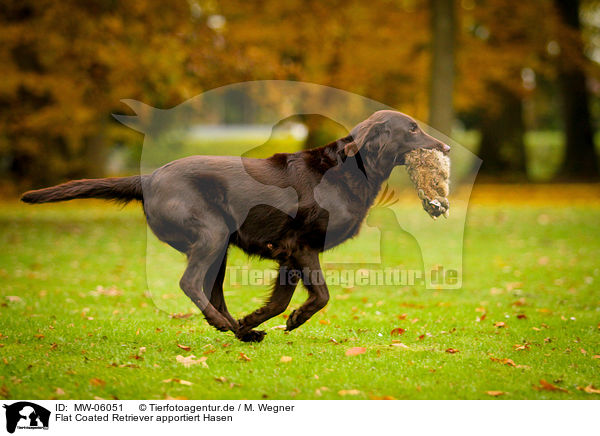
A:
[22,110,449,342]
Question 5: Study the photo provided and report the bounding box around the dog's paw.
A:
[238,329,266,343]
[285,310,300,331]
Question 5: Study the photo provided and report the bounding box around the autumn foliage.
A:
[0,0,598,188]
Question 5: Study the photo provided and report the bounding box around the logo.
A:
[3,402,50,434]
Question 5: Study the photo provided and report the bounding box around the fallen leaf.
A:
[517,314,527,319]
[592,355,600,359]
[280,356,293,363]
[89,378,106,387]
[345,347,366,356]
[533,379,568,393]
[6,296,23,303]
[170,313,194,319]
[445,348,459,354]
[139,347,146,354]
[390,327,406,336]
[486,391,505,397]
[338,389,360,396]
[91,286,122,297]
[315,386,331,396]
[117,363,139,369]
[512,298,526,306]
[490,356,530,369]
[390,342,409,349]
[490,357,516,366]
[162,378,193,386]
[319,320,331,325]
[400,303,424,308]
[494,322,506,328]
[177,344,191,351]
[55,388,65,395]
[176,355,208,368]
[514,343,530,351]
[577,385,600,394]
[239,352,251,361]
[370,395,397,400]
[214,377,228,383]
[580,349,587,355]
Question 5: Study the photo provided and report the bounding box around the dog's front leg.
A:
[286,251,330,332]
[236,263,299,342]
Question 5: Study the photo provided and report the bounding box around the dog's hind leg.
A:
[179,224,236,333]
[205,248,239,329]
[285,251,330,332]
[236,263,300,342]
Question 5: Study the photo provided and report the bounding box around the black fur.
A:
[21,110,449,342]
[21,176,144,204]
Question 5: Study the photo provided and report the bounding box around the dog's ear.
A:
[343,141,360,157]
[348,120,390,157]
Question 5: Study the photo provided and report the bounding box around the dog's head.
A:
[344,110,450,169]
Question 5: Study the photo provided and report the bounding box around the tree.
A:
[554,0,598,179]
[428,0,455,137]
[456,0,554,178]
[0,0,206,188]
[477,85,527,177]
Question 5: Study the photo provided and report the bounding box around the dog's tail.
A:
[21,176,144,204]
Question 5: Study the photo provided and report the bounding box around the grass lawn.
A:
[1,184,599,400]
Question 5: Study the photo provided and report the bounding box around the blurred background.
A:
[1,0,600,192]
[2,1,600,401]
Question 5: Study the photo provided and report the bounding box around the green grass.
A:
[1,195,599,400]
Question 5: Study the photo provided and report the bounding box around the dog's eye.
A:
[409,123,419,134]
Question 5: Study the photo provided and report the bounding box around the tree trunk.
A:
[478,88,527,179]
[554,0,598,179]
[428,0,455,136]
